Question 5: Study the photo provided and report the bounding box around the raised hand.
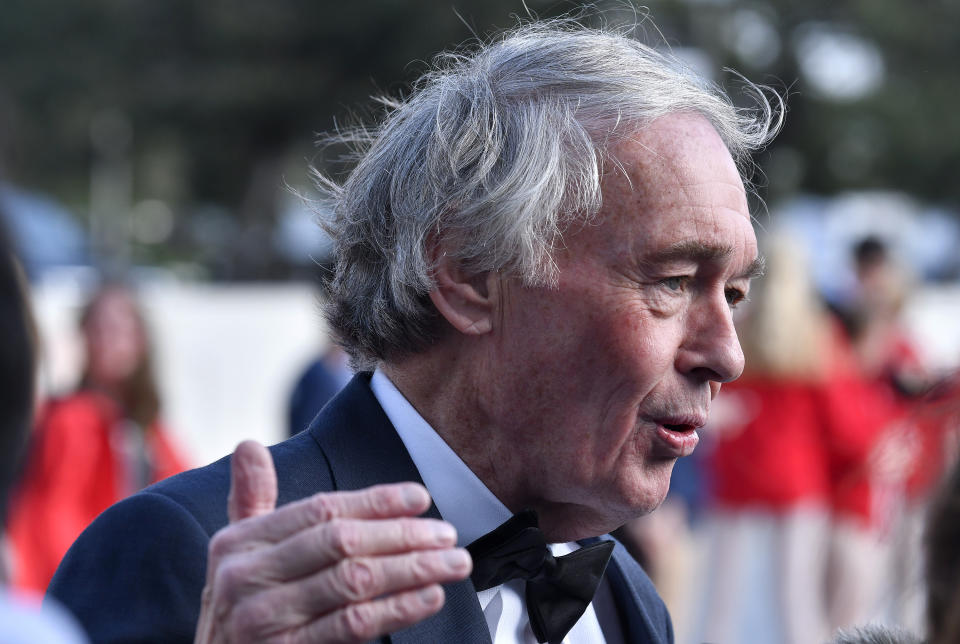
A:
[195,441,471,643]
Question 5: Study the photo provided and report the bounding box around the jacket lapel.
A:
[602,540,673,644]
[309,374,491,644]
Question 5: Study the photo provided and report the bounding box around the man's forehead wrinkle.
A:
[672,165,748,205]
[639,117,748,217]
[615,152,747,220]
[642,240,735,266]
[676,179,748,194]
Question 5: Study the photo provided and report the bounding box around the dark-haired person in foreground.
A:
[50,20,779,643]
[0,230,87,643]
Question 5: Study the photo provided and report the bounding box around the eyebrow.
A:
[643,241,766,280]
[740,255,766,281]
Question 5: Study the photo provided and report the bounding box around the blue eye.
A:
[660,276,689,292]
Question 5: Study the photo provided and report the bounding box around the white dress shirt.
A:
[371,370,624,644]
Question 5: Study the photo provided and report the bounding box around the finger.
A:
[294,585,446,644]
[242,517,458,582]
[217,482,431,551]
[203,440,281,631]
[194,586,217,644]
[228,440,278,523]
[248,547,471,626]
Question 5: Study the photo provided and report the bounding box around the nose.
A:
[676,291,745,385]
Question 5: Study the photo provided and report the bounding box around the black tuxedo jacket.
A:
[48,374,674,643]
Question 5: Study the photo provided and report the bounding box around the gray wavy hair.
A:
[315,20,782,370]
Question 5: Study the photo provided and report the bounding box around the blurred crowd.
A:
[1,225,959,643]
[617,232,960,643]
[4,3,960,641]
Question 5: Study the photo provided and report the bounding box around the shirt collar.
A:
[370,369,512,546]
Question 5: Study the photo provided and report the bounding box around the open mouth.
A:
[653,422,701,457]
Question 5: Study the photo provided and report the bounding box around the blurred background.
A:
[2,0,959,641]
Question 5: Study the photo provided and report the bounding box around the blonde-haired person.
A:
[699,232,892,643]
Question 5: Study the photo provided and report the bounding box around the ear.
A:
[428,247,498,336]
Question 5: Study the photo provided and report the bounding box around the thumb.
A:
[227,440,278,523]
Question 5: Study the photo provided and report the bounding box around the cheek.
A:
[88,331,142,379]
[599,306,677,384]
[581,312,683,460]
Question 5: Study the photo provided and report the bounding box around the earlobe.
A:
[428,251,497,336]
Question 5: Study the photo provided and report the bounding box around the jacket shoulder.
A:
[48,429,336,643]
[144,429,335,534]
[48,491,209,643]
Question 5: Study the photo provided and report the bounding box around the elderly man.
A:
[50,21,777,644]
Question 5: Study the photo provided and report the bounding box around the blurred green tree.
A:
[0,0,957,276]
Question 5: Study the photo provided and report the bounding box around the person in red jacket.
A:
[833,236,951,631]
[700,234,893,644]
[7,284,187,592]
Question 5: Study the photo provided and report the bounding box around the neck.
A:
[382,348,618,543]
[382,344,526,514]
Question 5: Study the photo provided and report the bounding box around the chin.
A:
[619,467,675,516]
[574,493,666,538]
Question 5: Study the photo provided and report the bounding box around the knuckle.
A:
[232,597,274,637]
[341,602,377,641]
[308,493,337,523]
[209,530,237,561]
[215,559,241,589]
[336,558,376,601]
[408,553,436,584]
[326,519,361,558]
[213,559,249,602]
[366,486,397,516]
[386,591,418,623]
[398,518,423,548]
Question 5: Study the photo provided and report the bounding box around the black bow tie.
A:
[465,509,616,643]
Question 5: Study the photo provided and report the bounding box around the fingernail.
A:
[402,485,428,510]
[443,548,471,571]
[419,585,442,605]
[432,522,457,544]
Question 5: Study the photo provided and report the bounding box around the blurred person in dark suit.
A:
[49,19,779,644]
[6,283,188,592]
[288,261,355,437]
[287,344,352,437]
